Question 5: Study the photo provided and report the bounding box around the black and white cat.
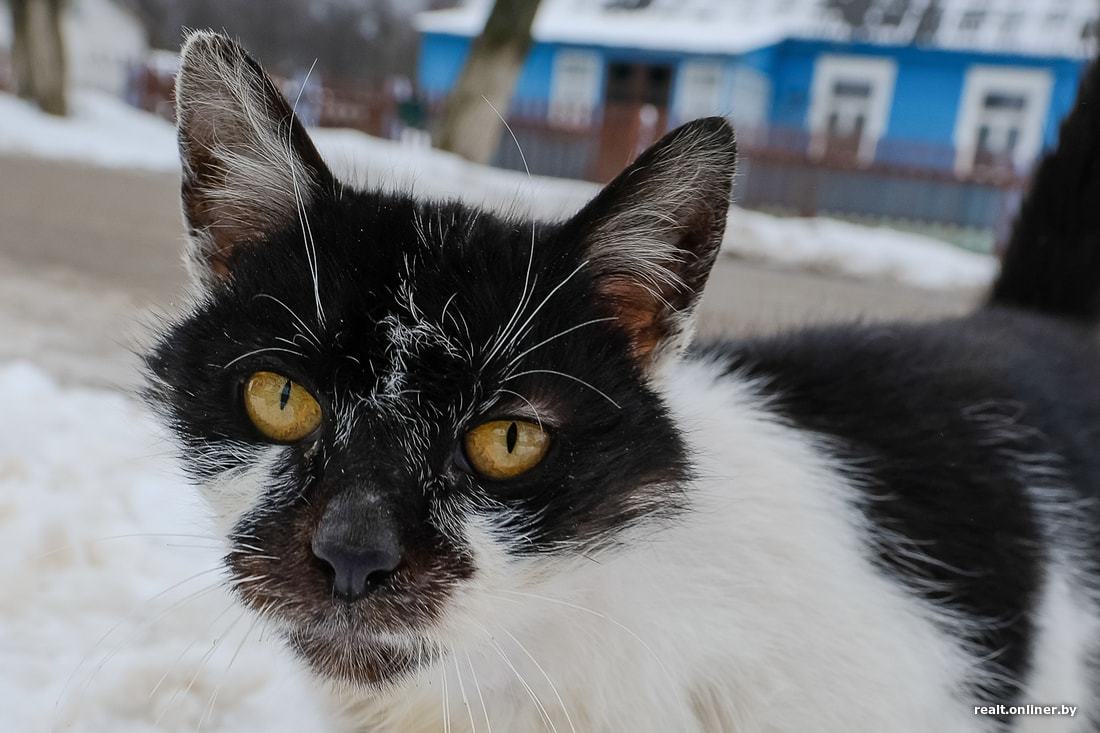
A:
[146,31,1100,732]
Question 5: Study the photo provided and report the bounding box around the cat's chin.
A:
[284,623,435,688]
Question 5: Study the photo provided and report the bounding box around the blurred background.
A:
[5,0,1090,386]
[0,1,1095,731]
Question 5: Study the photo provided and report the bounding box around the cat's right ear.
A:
[563,117,736,375]
[175,31,332,285]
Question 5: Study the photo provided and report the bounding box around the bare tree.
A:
[9,0,68,115]
[435,0,541,164]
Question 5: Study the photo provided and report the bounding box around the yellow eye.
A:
[243,371,322,442]
[463,420,550,480]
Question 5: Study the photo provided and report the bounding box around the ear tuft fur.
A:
[569,117,737,371]
[175,30,331,283]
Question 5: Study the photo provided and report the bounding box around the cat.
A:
[145,30,1100,732]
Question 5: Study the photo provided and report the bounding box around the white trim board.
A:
[807,54,898,164]
[952,65,1053,175]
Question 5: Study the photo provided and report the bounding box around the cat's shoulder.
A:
[693,306,1100,416]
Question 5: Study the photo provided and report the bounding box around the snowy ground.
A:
[0,362,331,732]
[0,90,997,290]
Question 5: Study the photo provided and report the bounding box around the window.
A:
[954,66,1052,175]
[881,0,909,27]
[959,10,987,32]
[832,80,872,98]
[982,92,1026,111]
[1045,11,1068,29]
[807,55,897,164]
[1000,11,1023,36]
[549,51,602,126]
[728,65,771,139]
[675,61,725,121]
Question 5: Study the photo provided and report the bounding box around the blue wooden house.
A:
[416,0,1097,233]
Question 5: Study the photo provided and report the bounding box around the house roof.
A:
[416,0,1098,59]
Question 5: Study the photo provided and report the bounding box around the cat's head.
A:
[146,31,735,688]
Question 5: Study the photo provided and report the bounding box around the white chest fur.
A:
[333,359,1016,733]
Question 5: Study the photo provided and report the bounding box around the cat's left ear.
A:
[174,31,333,284]
[567,117,736,373]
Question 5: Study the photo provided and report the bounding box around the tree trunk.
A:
[435,0,541,164]
[9,0,68,116]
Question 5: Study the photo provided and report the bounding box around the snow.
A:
[418,0,1097,59]
[727,209,997,291]
[0,91,178,171]
[417,0,821,56]
[0,90,994,290]
[0,362,331,732]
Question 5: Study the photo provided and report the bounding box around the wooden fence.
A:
[128,63,1029,238]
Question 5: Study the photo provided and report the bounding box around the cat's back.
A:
[690,307,1100,711]
[702,307,1100,493]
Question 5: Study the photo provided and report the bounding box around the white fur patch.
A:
[1016,568,1097,732]
[198,444,286,539]
[332,358,1001,732]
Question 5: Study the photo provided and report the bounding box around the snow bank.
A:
[0,362,329,731]
[0,90,995,290]
[0,91,179,171]
[726,209,998,291]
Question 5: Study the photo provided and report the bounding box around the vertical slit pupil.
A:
[506,422,518,453]
[279,380,292,410]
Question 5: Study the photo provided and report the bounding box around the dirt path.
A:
[0,155,979,390]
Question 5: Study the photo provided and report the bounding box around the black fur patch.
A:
[700,307,1100,706]
[991,56,1100,322]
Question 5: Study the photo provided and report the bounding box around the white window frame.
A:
[549,50,602,127]
[728,65,771,142]
[953,65,1052,175]
[807,54,898,164]
[675,60,726,122]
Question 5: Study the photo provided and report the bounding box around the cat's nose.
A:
[312,537,402,601]
[312,489,403,602]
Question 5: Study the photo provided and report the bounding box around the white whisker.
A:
[496,625,577,733]
[466,649,492,733]
[504,369,621,410]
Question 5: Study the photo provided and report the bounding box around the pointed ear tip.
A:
[179,30,244,73]
[698,116,737,151]
[666,117,737,162]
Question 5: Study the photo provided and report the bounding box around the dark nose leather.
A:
[311,489,403,602]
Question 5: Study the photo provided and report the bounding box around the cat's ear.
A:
[568,117,736,373]
[175,31,332,283]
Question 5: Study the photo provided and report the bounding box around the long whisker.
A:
[197,606,265,730]
[496,625,576,733]
[34,532,223,561]
[148,599,238,700]
[504,261,589,360]
[252,293,322,347]
[504,369,621,410]
[155,609,248,727]
[223,346,306,369]
[55,566,226,712]
[472,621,555,732]
[451,644,477,733]
[483,96,530,177]
[74,581,227,708]
[492,588,673,685]
[494,388,544,430]
[287,58,325,329]
[441,661,452,733]
[506,317,615,369]
[465,649,492,733]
